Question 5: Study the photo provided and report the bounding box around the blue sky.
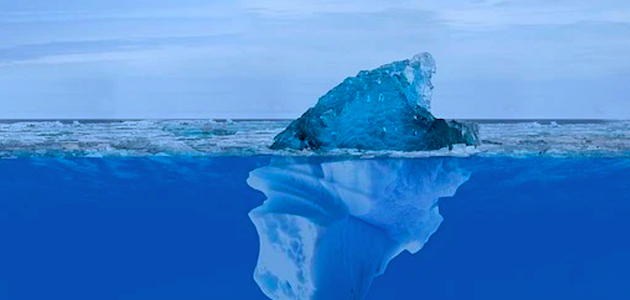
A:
[0,0,628,119]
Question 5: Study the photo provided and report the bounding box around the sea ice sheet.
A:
[1,119,629,158]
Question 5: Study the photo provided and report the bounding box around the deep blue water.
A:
[1,157,629,300]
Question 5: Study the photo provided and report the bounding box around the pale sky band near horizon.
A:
[0,0,629,119]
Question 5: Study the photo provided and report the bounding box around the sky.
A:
[0,0,629,119]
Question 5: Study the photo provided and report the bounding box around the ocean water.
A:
[1,120,630,300]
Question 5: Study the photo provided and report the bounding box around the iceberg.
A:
[271,53,479,151]
[247,158,470,300]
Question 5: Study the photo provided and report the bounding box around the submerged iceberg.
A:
[247,158,470,300]
[271,53,479,151]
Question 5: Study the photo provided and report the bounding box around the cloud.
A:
[238,0,630,27]
[0,35,238,66]
[0,0,628,118]
[440,4,630,28]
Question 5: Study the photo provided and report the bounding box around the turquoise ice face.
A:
[270,53,479,152]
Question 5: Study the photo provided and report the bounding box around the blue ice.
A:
[247,159,470,299]
[271,53,479,151]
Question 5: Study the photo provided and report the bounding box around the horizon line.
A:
[0,118,627,121]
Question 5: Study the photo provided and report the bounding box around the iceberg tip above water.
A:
[270,52,480,152]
